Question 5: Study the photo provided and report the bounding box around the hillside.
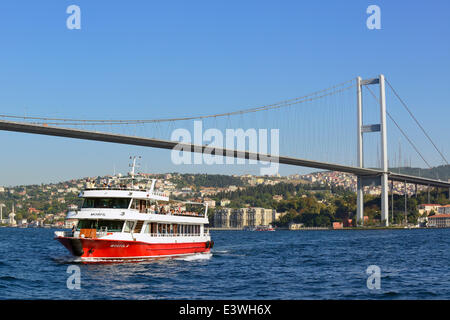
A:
[388,165,450,181]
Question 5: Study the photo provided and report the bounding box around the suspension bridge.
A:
[0,74,449,226]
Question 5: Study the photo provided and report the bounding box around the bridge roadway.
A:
[1,120,449,189]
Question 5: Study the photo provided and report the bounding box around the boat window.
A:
[76,219,124,232]
[97,220,124,232]
[129,199,148,213]
[76,219,97,230]
[123,221,134,233]
[82,198,130,209]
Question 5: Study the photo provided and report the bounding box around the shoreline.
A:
[208,226,445,231]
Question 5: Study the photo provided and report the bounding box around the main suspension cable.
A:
[385,78,448,165]
[0,79,355,126]
[365,85,432,169]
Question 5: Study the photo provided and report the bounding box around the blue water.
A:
[0,227,449,299]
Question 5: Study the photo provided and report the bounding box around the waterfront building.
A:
[230,208,249,228]
[273,211,288,221]
[247,208,276,228]
[428,214,450,228]
[214,207,277,229]
[0,203,8,224]
[214,208,232,228]
[418,204,441,215]
[289,223,304,230]
[332,222,343,229]
[343,218,353,227]
[437,205,450,215]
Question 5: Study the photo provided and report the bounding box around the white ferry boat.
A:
[54,158,213,263]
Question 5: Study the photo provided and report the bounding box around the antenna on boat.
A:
[129,156,141,179]
[128,156,142,188]
[149,179,157,193]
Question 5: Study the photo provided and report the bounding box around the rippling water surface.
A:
[0,228,449,299]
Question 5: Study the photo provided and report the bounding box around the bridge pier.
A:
[404,180,408,225]
[379,75,389,226]
[356,74,389,227]
[356,76,364,226]
[356,177,364,225]
[381,174,389,226]
[391,180,394,224]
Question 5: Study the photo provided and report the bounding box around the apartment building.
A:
[214,207,277,228]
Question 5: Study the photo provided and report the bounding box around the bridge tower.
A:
[356,74,389,227]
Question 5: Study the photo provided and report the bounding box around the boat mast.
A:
[128,156,141,187]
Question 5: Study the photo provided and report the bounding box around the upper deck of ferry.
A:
[81,187,169,201]
[77,182,207,219]
[73,156,207,219]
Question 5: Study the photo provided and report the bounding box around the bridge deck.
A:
[0,120,449,189]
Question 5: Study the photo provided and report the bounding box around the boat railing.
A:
[146,210,205,218]
[54,230,73,238]
[55,230,109,239]
[84,187,167,197]
[146,233,205,237]
[85,187,147,191]
[55,230,209,239]
[171,212,205,218]
[95,231,112,238]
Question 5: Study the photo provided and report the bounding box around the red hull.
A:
[56,237,212,263]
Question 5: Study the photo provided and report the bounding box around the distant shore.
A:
[208,226,442,231]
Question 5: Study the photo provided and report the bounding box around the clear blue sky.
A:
[0,1,449,186]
